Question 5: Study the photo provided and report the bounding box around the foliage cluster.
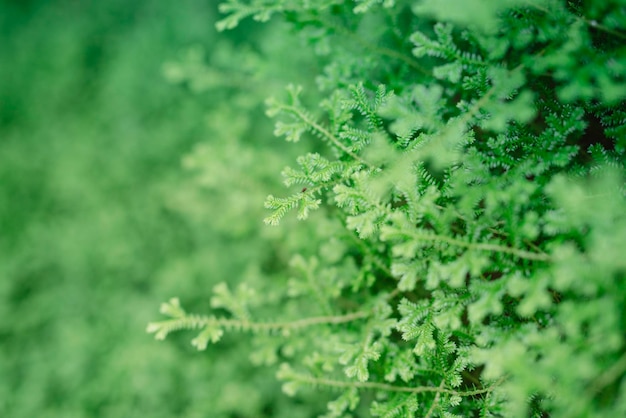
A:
[149,0,626,417]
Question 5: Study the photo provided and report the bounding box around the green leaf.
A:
[191,324,224,350]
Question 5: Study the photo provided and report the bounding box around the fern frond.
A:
[371,393,419,418]
[210,282,255,321]
[353,0,396,14]
[147,298,370,350]
[276,362,503,395]
[342,82,390,130]
[267,86,372,166]
[411,23,486,68]
[263,190,322,225]
[321,387,360,418]
[282,153,346,187]
[339,126,372,152]
[216,0,343,31]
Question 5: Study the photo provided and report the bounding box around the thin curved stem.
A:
[286,371,504,396]
[280,103,372,167]
[407,230,551,261]
[147,310,371,341]
[201,310,369,332]
[215,311,370,331]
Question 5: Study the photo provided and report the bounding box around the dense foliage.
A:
[148,1,626,417]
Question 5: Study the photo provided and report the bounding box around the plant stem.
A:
[286,371,503,396]
[409,230,551,261]
[198,310,370,332]
[282,104,372,167]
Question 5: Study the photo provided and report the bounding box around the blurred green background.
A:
[0,1,325,416]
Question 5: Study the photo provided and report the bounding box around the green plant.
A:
[149,1,626,416]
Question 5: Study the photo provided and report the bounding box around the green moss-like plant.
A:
[150,1,626,416]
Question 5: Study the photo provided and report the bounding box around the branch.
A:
[282,367,504,396]
[407,230,551,262]
[147,309,370,340]
[278,103,372,167]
